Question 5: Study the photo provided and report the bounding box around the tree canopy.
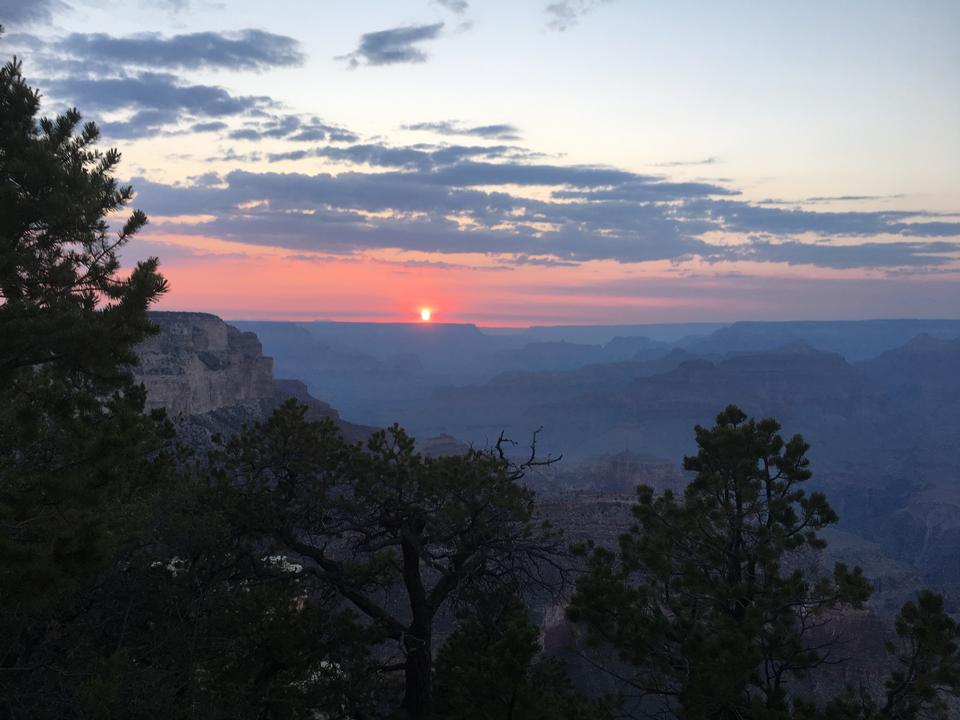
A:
[569,405,960,720]
[0,52,169,715]
[207,400,567,718]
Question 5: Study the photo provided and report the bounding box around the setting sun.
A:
[420,309,431,322]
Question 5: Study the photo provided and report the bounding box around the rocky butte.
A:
[133,312,373,444]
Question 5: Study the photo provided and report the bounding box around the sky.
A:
[2,0,958,326]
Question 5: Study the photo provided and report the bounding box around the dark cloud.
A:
[230,114,357,143]
[128,161,960,271]
[338,23,444,68]
[758,194,910,206]
[722,240,960,269]
[266,149,312,162]
[545,0,615,31]
[403,120,521,140]
[403,160,641,188]
[261,141,567,177]
[190,120,229,133]
[681,199,960,238]
[42,73,275,139]
[296,143,523,170]
[60,29,304,71]
[508,255,581,267]
[263,142,642,186]
[99,108,182,139]
[0,0,67,26]
[553,180,739,201]
[47,72,273,117]
[103,118,957,271]
[187,171,223,187]
[14,27,323,141]
[289,124,357,143]
[805,194,908,203]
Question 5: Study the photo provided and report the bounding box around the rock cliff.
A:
[134,312,374,443]
[136,312,274,416]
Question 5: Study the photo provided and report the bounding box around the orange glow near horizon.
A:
[420,309,432,322]
[133,232,960,327]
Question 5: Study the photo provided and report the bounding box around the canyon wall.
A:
[135,312,274,416]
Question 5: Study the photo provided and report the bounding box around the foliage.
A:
[81,472,380,719]
[568,405,873,719]
[208,400,566,718]
[0,53,169,715]
[795,591,960,720]
[432,594,613,720]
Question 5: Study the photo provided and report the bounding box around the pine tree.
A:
[0,51,169,715]
[568,405,873,719]
[432,594,612,720]
[795,591,960,720]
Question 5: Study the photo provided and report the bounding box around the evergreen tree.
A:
[568,405,873,719]
[432,594,612,720]
[0,52,168,715]
[795,591,960,720]
[82,471,381,719]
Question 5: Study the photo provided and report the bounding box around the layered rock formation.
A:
[136,312,274,416]
[134,312,373,444]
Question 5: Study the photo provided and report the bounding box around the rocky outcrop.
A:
[133,312,375,445]
[136,312,274,416]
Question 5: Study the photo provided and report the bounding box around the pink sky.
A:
[141,233,960,326]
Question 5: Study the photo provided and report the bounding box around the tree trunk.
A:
[399,525,433,718]
[400,622,433,719]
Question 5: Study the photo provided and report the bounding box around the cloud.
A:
[338,23,444,68]
[435,0,468,13]
[403,120,521,140]
[263,141,642,186]
[553,180,739,201]
[804,194,908,203]
[99,108,182,139]
[190,120,229,133]
[680,199,960,238]
[655,157,719,168]
[230,114,357,143]
[0,0,67,26]
[128,155,960,271]
[43,72,274,139]
[22,28,356,143]
[545,0,615,31]
[279,142,527,169]
[47,72,272,116]
[401,160,643,187]
[722,240,960,269]
[59,29,305,71]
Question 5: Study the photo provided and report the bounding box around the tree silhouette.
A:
[208,401,567,718]
[0,51,168,714]
[569,405,872,719]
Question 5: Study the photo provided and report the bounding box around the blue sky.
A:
[2,0,958,324]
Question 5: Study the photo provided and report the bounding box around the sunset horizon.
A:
[2,0,957,326]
